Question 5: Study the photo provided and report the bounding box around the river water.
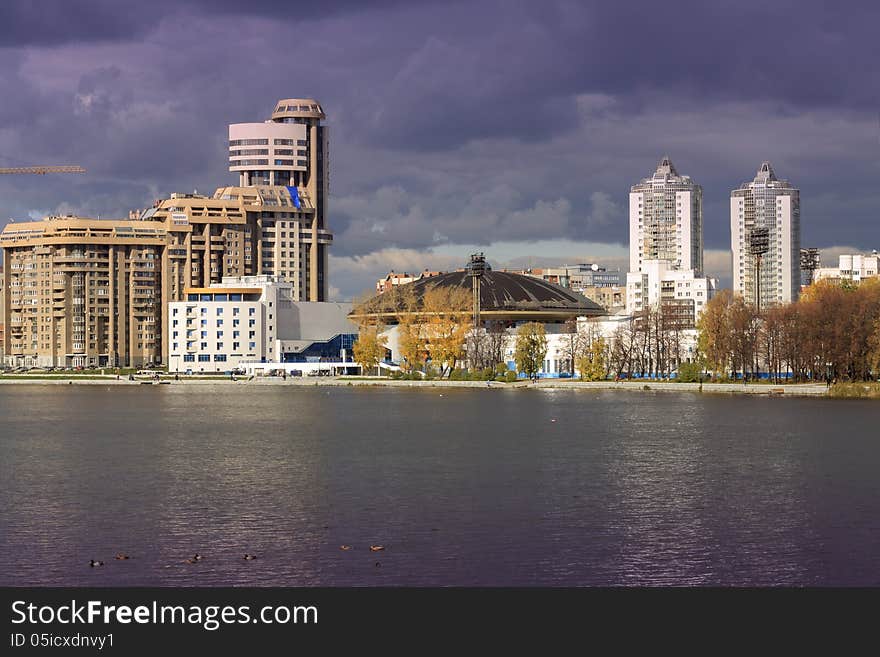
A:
[1,385,878,586]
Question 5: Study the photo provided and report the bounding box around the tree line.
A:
[697,279,880,382]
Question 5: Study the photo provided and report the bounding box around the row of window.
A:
[183,354,229,362]
[173,330,255,339]
[174,306,256,315]
[174,342,257,352]
[171,319,257,328]
[276,104,320,113]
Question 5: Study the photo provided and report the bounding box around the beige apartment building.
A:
[1,217,165,368]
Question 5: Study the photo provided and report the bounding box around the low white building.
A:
[168,276,357,373]
[625,260,717,327]
[814,252,879,285]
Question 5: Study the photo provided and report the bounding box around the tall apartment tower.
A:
[730,162,801,308]
[629,156,703,275]
[228,98,330,301]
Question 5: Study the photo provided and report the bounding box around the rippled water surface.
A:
[1,385,879,586]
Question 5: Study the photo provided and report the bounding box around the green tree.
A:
[514,322,548,381]
[675,360,703,383]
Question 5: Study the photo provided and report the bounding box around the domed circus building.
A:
[350,255,606,377]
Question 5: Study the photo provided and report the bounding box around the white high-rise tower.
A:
[730,162,801,308]
[629,156,703,275]
[625,157,715,326]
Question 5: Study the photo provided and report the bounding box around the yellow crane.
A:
[0,165,85,175]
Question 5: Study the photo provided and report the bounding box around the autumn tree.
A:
[868,317,880,379]
[514,322,548,381]
[349,289,393,376]
[577,335,607,381]
[352,324,387,375]
[395,285,424,373]
[421,286,471,377]
[697,289,734,379]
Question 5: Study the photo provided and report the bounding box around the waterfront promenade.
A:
[0,375,831,395]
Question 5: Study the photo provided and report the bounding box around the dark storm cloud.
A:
[0,0,413,46]
[0,0,877,299]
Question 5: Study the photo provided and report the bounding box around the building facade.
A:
[228,98,331,301]
[168,276,355,373]
[625,260,716,328]
[376,269,444,293]
[1,217,165,367]
[629,156,703,275]
[731,162,801,308]
[814,251,879,285]
[518,264,623,291]
[578,285,625,312]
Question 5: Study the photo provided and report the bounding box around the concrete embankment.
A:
[0,375,831,395]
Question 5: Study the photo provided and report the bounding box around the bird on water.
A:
[243,554,258,561]
[89,559,104,567]
[370,545,385,552]
[115,553,130,560]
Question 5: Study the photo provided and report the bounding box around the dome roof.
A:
[353,267,604,322]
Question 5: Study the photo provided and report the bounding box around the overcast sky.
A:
[1,0,877,299]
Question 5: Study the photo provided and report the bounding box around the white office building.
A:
[629,156,703,275]
[731,162,801,308]
[168,276,356,373]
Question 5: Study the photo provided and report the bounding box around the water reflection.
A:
[1,386,878,586]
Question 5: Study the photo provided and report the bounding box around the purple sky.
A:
[1,0,877,299]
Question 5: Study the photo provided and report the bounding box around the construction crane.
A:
[0,165,85,175]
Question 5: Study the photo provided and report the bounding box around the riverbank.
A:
[0,374,833,395]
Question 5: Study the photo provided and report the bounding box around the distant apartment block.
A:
[376,269,444,293]
[800,248,822,286]
[626,260,716,328]
[517,263,622,292]
[578,285,625,312]
[814,251,879,285]
[731,162,801,308]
